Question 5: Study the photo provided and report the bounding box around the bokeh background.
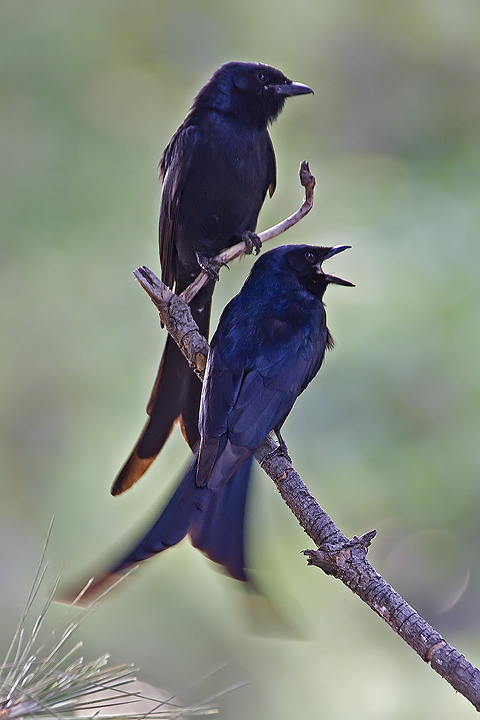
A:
[2,1,480,717]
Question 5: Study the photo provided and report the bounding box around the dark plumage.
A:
[81,244,353,594]
[112,62,313,496]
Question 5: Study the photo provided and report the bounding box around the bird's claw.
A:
[242,231,262,256]
[274,428,291,462]
[259,440,292,467]
[195,252,228,281]
[277,443,292,463]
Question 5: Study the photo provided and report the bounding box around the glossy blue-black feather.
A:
[98,243,351,588]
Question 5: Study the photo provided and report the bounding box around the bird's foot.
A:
[242,231,262,256]
[274,427,291,462]
[195,252,228,281]
[259,435,292,467]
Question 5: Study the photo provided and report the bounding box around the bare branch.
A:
[133,266,208,380]
[133,262,480,711]
[180,161,315,305]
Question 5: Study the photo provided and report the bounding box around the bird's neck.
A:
[192,89,283,130]
[305,277,330,302]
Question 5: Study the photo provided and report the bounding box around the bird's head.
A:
[283,244,354,296]
[197,62,313,127]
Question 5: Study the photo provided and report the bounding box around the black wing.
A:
[198,301,327,488]
[158,123,199,289]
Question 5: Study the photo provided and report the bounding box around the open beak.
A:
[275,81,314,97]
[321,245,355,287]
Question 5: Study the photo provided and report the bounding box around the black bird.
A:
[111,62,313,496]
[81,244,353,594]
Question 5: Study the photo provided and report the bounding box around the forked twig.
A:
[180,161,315,304]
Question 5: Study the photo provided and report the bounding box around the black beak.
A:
[322,245,354,287]
[323,245,351,260]
[275,81,314,97]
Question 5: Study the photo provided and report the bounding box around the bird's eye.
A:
[305,250,315,263]
[256,71,269,84]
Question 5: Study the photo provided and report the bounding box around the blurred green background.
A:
[2,0,480,717]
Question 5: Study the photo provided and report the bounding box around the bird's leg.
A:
[195,252,228,281]
[241,230,262,255]
[259,426,292,467]
[273,426,292,462]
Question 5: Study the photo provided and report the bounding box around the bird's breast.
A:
[175,125,272,271]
